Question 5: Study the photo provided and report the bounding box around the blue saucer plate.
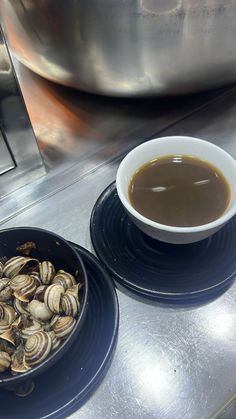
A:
[90,182,236,302]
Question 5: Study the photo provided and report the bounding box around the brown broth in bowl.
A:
[128,155,230,227]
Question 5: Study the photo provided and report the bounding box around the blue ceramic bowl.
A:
[0,227,88,387]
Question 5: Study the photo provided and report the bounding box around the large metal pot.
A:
[1,0,236,97]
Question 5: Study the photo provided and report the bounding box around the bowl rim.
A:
[0,226,88,386]
[116,136,236,234]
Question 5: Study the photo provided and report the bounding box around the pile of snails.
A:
[0,255,82,374]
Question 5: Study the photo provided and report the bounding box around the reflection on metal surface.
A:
[1,0,236,96]
[140,0,183,15]
[0,129,15,175]
[0,27,45,197]
[201,308,233,339]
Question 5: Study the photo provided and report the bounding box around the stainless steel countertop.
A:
[1,60,236,418]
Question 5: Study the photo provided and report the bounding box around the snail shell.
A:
[52,270,76,290]
[0,302,5,319]
[4,305,16,324]
[0,326,22,347]
[21,319,43,340]
[15,314,30,328]
[12,317,22,328]
[49,314,60,329]
[25,331,52,366]
[3,257,38,279]
[0,303,16,324]
[28,300,53,322]
[30,271,41,286]
[11,275,37,302]
[53,316,76,339]
[13,298,29,315]
[11,345,30,373]
[0,320,10,334]
[39,261,55,285]
[0,350,11,372]
[0,340,15,355]
[0,262,3,279]
[48,331,61,351]
[0,278,12,302]
[44,284,64,314]
[34,285,47,302]
[61,286,80,317]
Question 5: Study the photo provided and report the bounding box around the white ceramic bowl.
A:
[116,136,236,244]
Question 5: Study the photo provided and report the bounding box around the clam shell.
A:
[61,287,80,317]
[0,278,12,302]
[11,275,37,302]
[28,300,53,322]
[0,262,3,279]
[21,319,43,340]
[13,298,29,315]
[52,270,76,290]
[53,316,76,339]
[3,257,38,279]
[39,261,55,285]
[44,284,64,314]
[25,331,52,366]
[0,350,11,372]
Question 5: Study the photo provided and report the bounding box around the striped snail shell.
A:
[49,314,60,329]
[0,350,11,372]
[0,303,16,324]
[13,298,29,315]
[30,271,41,286]
[0,320,10,335]
[11,344,30,373]
[0,278,12,302]
[48,331,61,351]
[53,316,76,339]
[44,284,64,314]
[39,261,55,285]
[25,331,52,367]
[21,319,43,340]
[52,270,76,290]
[11,316,22,328]
[0,326,21,347]
[0,262,3,279]
[10,275,37,302]
[0,340,15,355]
[4,304,16,324]
[3,257,38,279]
[61,285,80,317]
[27,300,53,322]
[0,302,5,320]
[34,285,47,302]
